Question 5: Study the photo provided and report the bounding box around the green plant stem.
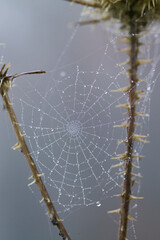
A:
[0,89,71,240]
[118,22,139,240]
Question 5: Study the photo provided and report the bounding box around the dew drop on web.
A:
[96,201,101,207]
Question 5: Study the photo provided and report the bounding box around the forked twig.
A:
[0,64,71,240]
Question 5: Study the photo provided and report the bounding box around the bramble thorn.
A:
[114,122,128,128]
[136,30,149,38]
[28,175,33,180]
[111,86,130,93]
[118,36,130,43]
[132,154,144,159]
[111,162,124,168]
[112,153,127,160]
[134,122,141,126]
[135,89,144,94]
[12,142,21,150]
[40,197,44,203]
[119,60,129,66]
[118,171,126,175]
[118,48,130,53]
[28,179,36,186]
[130,195,144,200]
[57,218,64,222]
[136,58,153,66]
[137,94,149,100]
[132,179,140,185]
[135,112,148,117]
[108,208,120,214]
[118,140,127,145]
[37,173,44,177]
[116,104,129,109]
[133,134,149,143]
[20,133,25,138]
[1,64,6,72]
[128,215,136,221]
[4,64,11,75]
[131,173,142,178]
[132,163,139,169]
[114,192,125,198]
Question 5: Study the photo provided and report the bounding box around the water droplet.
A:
[147,85,151,91]
[96,201,101,207]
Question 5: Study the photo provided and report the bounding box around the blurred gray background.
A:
[0,1,160,240]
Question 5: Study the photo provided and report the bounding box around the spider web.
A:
[10,13,160,239]
[18,61,126,213]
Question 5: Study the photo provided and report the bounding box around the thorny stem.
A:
[64,1,154,239]
[118,22,139,240]
[0,68,71,240]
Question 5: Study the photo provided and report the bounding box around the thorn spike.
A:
[111,86,130,93]
[118,48,130,53]
[4,64,10,75]
[131,173,142,178]
[108,208,120,214]
[113,192,125,198]
[136,58,153,66]
[118,140,127,145]
[28,179,36,186]
[116,104,129,109]
[130,195,144,200]
[132,164,139,169]
[111,162,124,168]
[40,197,44,203]
[128,215,136,221]
[112,153,127,160]
[37,173,44,177]
[1,64,6,72]
[118,171,126,175]
[28,175,33,180]
[132,179,140,185]
[12,142,21,150]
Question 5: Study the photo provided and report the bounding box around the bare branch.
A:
[0,65,71,240]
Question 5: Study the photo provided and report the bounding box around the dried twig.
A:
[0,64,71,240]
